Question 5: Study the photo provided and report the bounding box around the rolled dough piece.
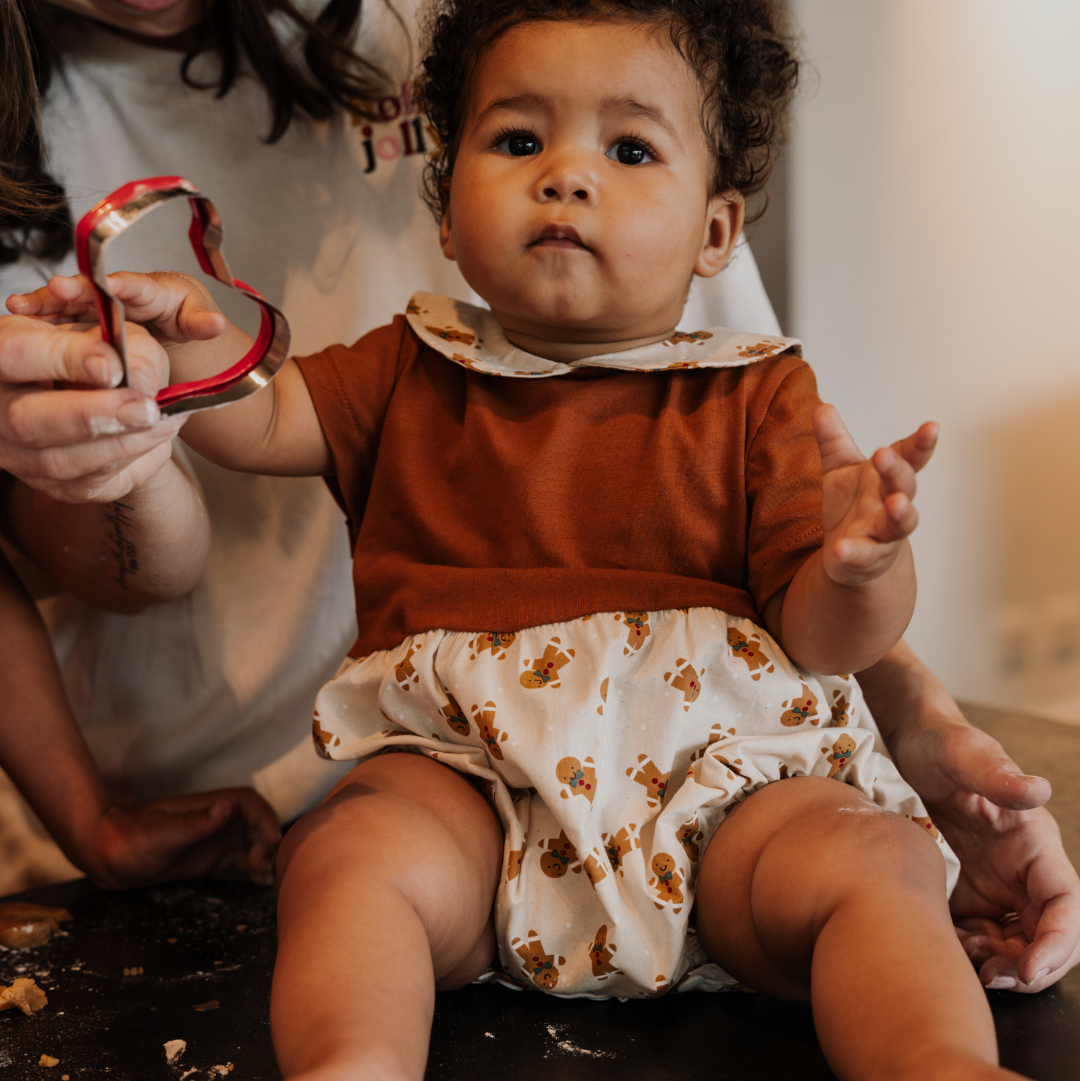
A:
[0,902,72,949]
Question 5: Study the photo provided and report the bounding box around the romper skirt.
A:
[311,608,960,999]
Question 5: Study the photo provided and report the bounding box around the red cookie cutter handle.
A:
[75,176,290,415]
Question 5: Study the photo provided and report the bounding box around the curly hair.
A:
[419,0,798,220]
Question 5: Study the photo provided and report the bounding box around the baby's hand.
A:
[814,403,938,587]
[8,271,226,347]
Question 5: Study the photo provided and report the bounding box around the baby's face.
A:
[441,19,742,354]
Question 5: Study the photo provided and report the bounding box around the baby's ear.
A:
[694,192,744,279]
[439,206,456,261]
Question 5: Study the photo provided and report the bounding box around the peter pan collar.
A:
[405,292,801,378]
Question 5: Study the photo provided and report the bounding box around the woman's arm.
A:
[861,641,1080,992]
[0,548,280,887]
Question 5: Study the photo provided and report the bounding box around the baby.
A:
[19,1,1027,1078]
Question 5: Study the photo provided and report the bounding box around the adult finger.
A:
[0,419,183,501]
[812,403,866,473]
[0,315,125,387]
[890,420,939,474]
[0,385,161,448]
[938,725,1051,811]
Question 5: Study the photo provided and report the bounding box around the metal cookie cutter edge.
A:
[75,175,290,415]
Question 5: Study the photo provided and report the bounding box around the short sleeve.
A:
[293,314,414,534]
[744,361,824,613]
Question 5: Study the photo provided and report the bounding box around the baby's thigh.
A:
[277,753,503,970]
[695,775,948,999]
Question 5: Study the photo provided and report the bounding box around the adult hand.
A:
[81,787,281,889]
[0,266,227,503]
[889,716,1080,992]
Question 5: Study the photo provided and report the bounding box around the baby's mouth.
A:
[530,224,590,251]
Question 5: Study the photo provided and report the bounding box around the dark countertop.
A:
[1,705,1077,1080]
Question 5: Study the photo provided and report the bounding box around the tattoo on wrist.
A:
[104,501,138,588]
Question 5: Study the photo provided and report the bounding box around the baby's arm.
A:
[762,405,933,674]
[20,274,331,478]
[0,548,280,887]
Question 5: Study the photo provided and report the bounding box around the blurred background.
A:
[749,0,1080,722]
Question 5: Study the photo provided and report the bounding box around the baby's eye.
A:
[496,132,541,157]
[606,140,653,166]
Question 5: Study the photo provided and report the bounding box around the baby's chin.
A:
[486,290,668,350]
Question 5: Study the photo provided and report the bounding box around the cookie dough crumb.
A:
[0,904,72,949]
[0,978,47,1014]
[38,1055,59,1068]
[193,1001,220,1012]
[123,967,144,976]
[62,1075,69,1079]
[235,925,247,932]
[164,1040,186,1063]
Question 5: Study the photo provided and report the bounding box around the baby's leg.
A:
[271,753,503,1081]
[696,776,1026,1081]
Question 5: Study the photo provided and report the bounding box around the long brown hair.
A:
[1,0,395,267]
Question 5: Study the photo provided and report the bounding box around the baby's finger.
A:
[870,446,918,500]
[7,276,99,322]
[106,272,226,343]
[882,490,919,541]
[890,420,939,474]
[826,535,901,585]
[813,403,867,474]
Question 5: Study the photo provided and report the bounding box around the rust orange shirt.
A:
[294,315,823,658]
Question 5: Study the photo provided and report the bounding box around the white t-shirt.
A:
[1,5,779,821]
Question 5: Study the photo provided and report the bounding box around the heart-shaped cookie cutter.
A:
[75,176,290,415]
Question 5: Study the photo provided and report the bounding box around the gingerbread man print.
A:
[471,701,508,759]
[589,925,619,980]
[556,756,597,804]
[728,628,775,680]
[825,733,857,778]
[649,853,684,912]
[663,658,702,711]
[513,932,565,990]
[394,642,421,690]
[780,684,819,727]
[627,755,669,807]
[602,825,640,875]
[520,637,575,689]
[617,612,651,655]
[440,694,470,736]
[469,631,516,660]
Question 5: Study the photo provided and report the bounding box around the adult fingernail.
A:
[986,976,1016,990]
[116,398,159,429]
[86,354,122,387]
[1024,968,1051,986]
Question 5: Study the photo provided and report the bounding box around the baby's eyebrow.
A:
[474,93,551,124]
[600,96,680,142]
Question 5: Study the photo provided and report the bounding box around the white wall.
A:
[787,1,1080,713]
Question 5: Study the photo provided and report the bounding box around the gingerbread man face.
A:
[649,852,684,908]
